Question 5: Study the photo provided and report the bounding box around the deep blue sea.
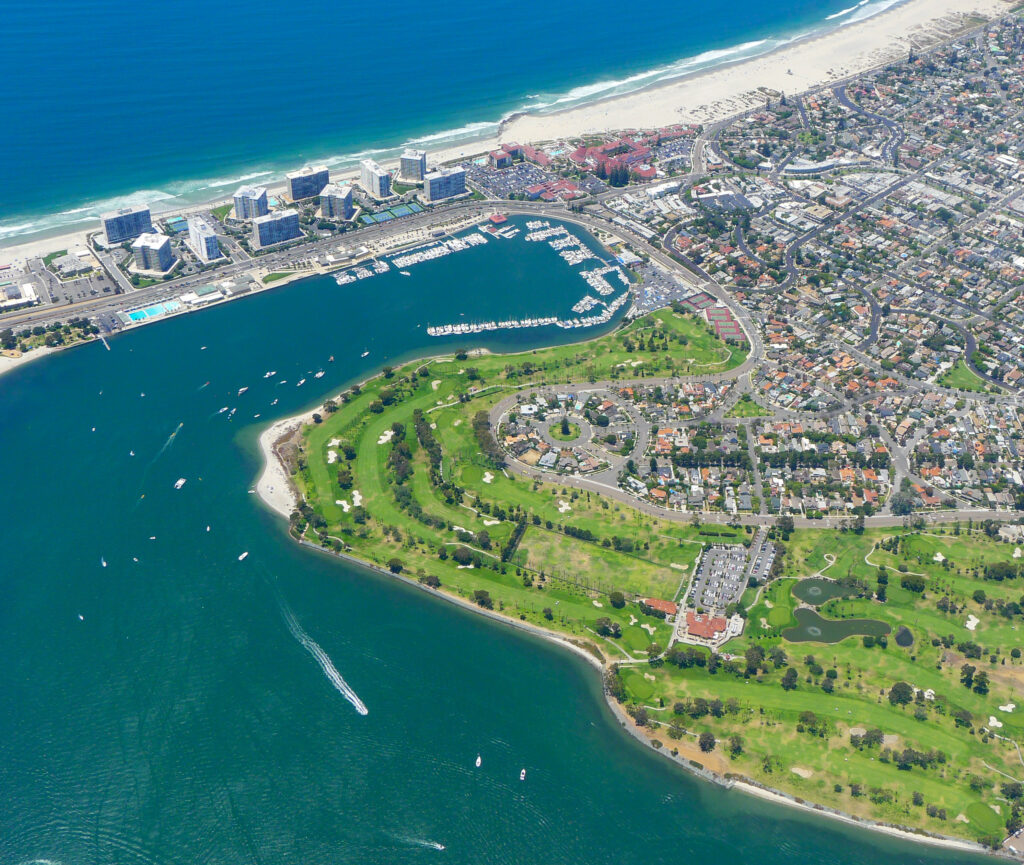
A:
[1,0,901,243]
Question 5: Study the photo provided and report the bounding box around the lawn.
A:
[549,420,581,441]
[262,271,294,284]
[938,359,990,393]
[211,204,232,221]
[725,394,770,418]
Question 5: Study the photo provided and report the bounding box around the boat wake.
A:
[394,835,446,851]
[277,594,368,715]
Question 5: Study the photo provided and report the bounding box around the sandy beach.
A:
[504,0,1013,142]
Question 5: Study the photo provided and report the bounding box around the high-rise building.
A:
[233,185,269,220]
[286,165,330,201]
[320,184,354,221]
[422,166,467,203]
[101,205,152,245]
[131,232,174,272]
[400,149,427,182]
[187,217,221,262]
[253,210,301,248]
[359,159,391,199]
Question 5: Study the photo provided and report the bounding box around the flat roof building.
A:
[131,232,175,273]
[233,185,269,220]
[188,217,221,262]
[286,165,330,201]
[320,184,354,221]
[422,166,466,203]
[359,159,391,200]
[253,209,301,248]
[101,205,152,245]
[400,148,427,182]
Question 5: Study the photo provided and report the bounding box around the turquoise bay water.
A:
[2,0,907,242]
[0,227,986,863]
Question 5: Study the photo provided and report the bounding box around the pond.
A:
[791,578,854,605]
[782,608,891,644]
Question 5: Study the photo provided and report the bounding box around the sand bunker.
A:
[966,614,980,631]
[377,429,395,445]
[327,450,338,464]
[482,471,494,484]
[791,767,813,779]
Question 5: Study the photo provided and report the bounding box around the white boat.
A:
[238,387,248,395]
[101,557,107,568]
[227,408,236,418]
[218,407,228,414]
[399,271,411,276]
[475,755,481,767]
[129,450,135,456]
[174,478,187,490]
[271,398,279,406]
[78,614,84,621]
[296,378,306,387]
[206,526,211,532]
[361,351,369,358]
[314,371,325,379]
[238,552,249,561]
[519,769,526,781]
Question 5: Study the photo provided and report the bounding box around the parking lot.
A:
[690,544,749,612]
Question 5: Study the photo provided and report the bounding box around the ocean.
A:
[0,222,988,863]
[3,0,905,244]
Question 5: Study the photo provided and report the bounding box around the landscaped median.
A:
[281,311,1024,849]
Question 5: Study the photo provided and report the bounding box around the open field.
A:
[938,360,990,393]
[725,394,770,418]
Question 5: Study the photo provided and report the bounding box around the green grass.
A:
[549,421,581,441]
[725,394,770,418]
[938,359,990,393]
[262,271,294,284]
[211,204,232,221]
[42,249,67,269]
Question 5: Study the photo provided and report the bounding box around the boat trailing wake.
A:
[394,835,446,851]
[278,595,368,715]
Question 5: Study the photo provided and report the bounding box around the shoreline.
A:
[0,0,1012,260]
[252,351,1005,860]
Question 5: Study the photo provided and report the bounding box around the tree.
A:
[781,668,799,690]
[561,416,570,437]
[543,607,553,620]
[699,731,716,752]
[419,574,441,588]
[728,734,744,757]
[608,591,625,609]
[889,681,914,705]
[387,558,404,574]
[473,589,493,609]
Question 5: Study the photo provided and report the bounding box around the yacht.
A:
[174,478,186,490]
[238,552,249,561]
[519,769,526,781]
[361,351,369,358]
[475,755,481,767]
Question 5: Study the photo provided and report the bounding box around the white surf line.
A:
[278,595,368,716]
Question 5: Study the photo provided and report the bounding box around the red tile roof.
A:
[645,598,678,616]
[686,611,727,640]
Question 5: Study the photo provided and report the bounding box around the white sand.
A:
[377,429,395,445]
[989,716,1004,729]
[641,623,656,636]
[558,499,572,513]
[1015,547,1022,559]
[482,471,494,484]
[791,767,813,779]
[352,490,363,507]
[483,519,500,526]
[502,0,1012,144]
[593,600,603,608]
[933,552,945,563]
[431,380,442,391]
[327,450,338,464]
[256,415,309,517]
[335,499,350,512]
[966,614,980,631]
[849,727,867,737]
[999,703,1016,713]
[0,346,59,380]
[629,614,638,626]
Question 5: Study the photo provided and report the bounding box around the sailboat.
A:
[475,755,482,767]
[101,557,107,568]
